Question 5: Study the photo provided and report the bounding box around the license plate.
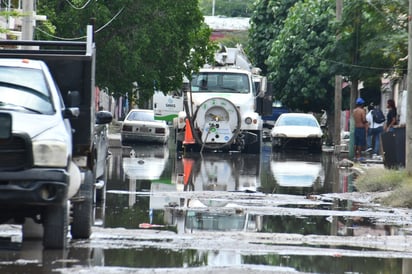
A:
[0,113,12,139]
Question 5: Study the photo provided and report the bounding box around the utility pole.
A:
[334,0,343,147]
[212,0,215,16]
[406,0,412,174]
[22,0,34,41]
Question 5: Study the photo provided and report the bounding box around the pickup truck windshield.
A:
[0,67,53,114]
[191,72,250,94]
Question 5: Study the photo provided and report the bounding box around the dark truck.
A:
[0,25,112,249]
[262,100,289,129]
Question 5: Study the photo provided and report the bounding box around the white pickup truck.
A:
[0,25,112,249]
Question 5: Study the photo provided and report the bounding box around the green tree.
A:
[36,1,214,105]
[250,0,408,112]
[248,0,300,75]
[266,0,336,112]
[329,0,408,92]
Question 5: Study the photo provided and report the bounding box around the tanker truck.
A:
[174,45,271,154]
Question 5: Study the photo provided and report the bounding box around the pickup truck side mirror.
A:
[96,110,113,125]
[67,90,81,107]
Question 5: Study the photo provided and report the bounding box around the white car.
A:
[121,109,170,145]
[271,113,323,151]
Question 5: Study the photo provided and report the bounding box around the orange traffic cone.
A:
[182,158,194,185]
[183,118,195,144]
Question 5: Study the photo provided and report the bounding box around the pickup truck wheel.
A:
[43,202,68,249]
[71,171,93,239]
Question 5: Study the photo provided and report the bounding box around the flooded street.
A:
[1,135,412,273]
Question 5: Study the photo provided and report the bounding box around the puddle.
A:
[1,141,412,273]
[94,142,412,271]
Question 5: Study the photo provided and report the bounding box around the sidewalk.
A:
[334,141,383,165]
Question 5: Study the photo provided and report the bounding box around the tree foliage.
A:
[329,0,408,80]
[248,0,299,75]
[249,0,408,112]
[266,0,335,112]
[36,0,215,104]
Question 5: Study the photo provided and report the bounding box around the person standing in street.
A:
[353,97,368,161]
[366,103,384,157]
[384,99,397,132]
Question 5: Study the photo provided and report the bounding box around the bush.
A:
[355,167,412,208]
[382,177,412,208]
[355,167,404,192]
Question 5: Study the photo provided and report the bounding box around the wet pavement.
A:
[1,134,412,273]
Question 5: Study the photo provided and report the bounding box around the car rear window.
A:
[127,111,154,121]
[279,116,318,127]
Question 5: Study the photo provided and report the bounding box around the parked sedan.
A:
[271,113,323,151]
[121,109,170,145]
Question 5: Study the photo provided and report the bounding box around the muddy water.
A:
[0,139,412,273]
[98,141,412,273]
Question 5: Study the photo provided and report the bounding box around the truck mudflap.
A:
[239,130,261,154]
[0,169,68,205]
[239,130,259,145]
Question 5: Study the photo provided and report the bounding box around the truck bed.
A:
[0,26,96,156]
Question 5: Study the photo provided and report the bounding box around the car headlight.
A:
[33,140,68,167]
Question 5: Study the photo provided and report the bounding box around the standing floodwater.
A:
[0,138,411,273]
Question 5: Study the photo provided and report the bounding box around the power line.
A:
[34,7,125,41]
[364,0,403,27]
[64,0,94,10]
[313,54,406,72]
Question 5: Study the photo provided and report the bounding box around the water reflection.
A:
[271,151,324,194]
[100,145,411,272]
[122,144,169,180]
[175,152,261,192]
[1,142,410,273]
[109,145,406,237]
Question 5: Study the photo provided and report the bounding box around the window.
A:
[191,72,250,93]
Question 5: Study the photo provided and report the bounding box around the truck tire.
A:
[43,202,69,249]
[71,171,93,239]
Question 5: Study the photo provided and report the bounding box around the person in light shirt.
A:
[366,103,384,156]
